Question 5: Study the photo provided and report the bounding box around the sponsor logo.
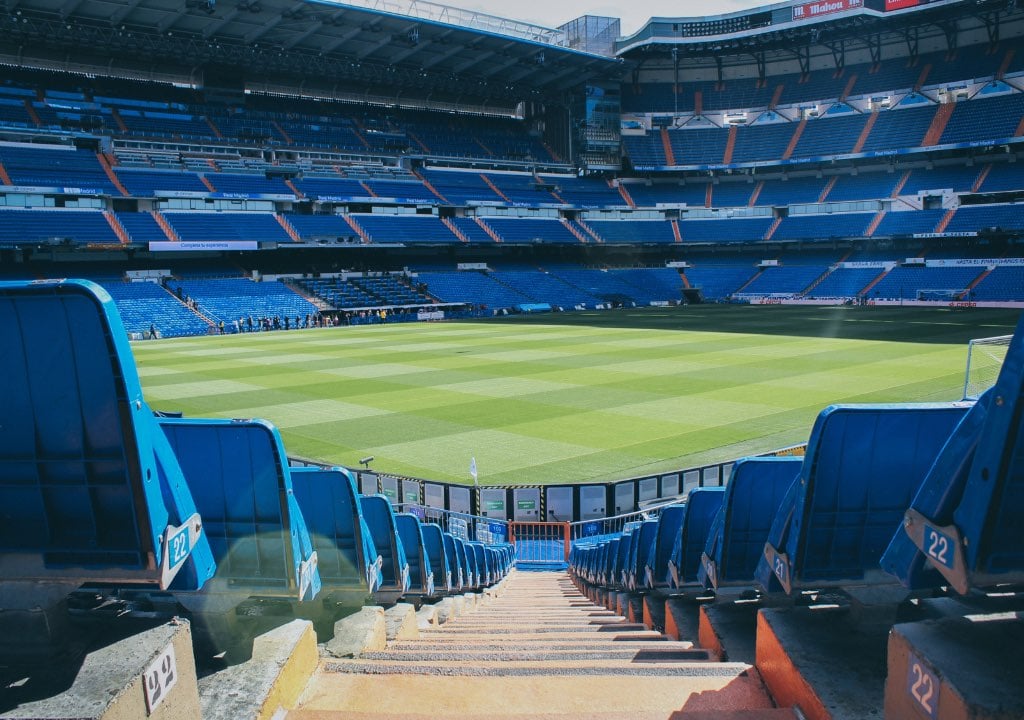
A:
[793,0,861,19]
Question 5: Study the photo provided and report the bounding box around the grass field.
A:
[132,305,1021,486]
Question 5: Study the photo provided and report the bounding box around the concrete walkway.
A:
[289,572,794,719]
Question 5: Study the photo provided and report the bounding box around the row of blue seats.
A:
[0,279,513,659]
[620,46,1022,114]
[570,315,1024,602]
[624,93,1024,169]
[6,143,1024,210]
[0,80,553,164]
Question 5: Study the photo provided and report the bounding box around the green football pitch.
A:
[132,305,1021,486]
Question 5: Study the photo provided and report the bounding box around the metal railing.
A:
[508,522,571,565]
[569,496,682,545]
[393,502,509,545]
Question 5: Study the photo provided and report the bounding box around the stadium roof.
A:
[0,0,627,104]
[615,0,1020,58]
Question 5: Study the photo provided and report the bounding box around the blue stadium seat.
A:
[467,542,492,586]
[442,532,464,591]
[643,505,686,591]
[359,495,411,603]
[625,519,659,591]
[0,209,120,247]
[485,546,503,582]
[755,403,970,597]
[158,418,321,609]
[395,513,436,599]
[423,524,453,594]
[290,467,382,603]
[668,487,726,590]
[590,541,612,585]
[597,536,622,587]
[571,541,595,582]
[699,457,802,592]
[611,527,635,589]
[462,536,482,589]
[100,279,210,337]
[0,279,215,654]
[882,316,1024,594]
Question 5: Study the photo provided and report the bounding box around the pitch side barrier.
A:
[288,443,806,527]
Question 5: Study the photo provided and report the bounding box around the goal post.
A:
[963,334,1013,400]
[917,288,968,302]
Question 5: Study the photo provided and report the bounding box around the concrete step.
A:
[385,640,697,652]
[419,624,651,634]
[323,658,755,676]
[292,572,784,718]
[407,630,669,641]
[358,648,714,662]
[291,711,796,720]
[291,672,777,718]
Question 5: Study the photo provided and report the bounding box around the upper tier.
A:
[621,44,1024,115]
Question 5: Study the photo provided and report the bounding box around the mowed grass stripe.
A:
[132,305,1021,485]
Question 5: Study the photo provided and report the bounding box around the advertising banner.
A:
[792,0,862,21]
[885,0,920,10]
[149,241,259,251]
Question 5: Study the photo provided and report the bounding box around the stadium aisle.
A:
[289,572,793,719]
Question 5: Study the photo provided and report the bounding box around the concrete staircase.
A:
[96,152,130,197]
[661,127,677,166]
[723,125,738,164]
[103,210,131,246]
[922,102,955,146]
[292,572,790,719]
[851,111,878,153]
[780,119,805,161]
[614,180,636,208]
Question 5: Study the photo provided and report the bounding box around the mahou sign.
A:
[792,0,862,20]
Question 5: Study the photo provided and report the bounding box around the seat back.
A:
[611,531,632,589]
[486,546,504,581]
[422,524,452,593]
[884,315,1024,593]
[627,520,658,590]
[458,536,475,588]
[395,513,435,596]
[468,542,490,586]
[291,467,379,594]
[360,495,410,595]
[160,417,320,601]
[757,403,969,594]
[700,457,802,590]
[880,395,991,591]
[644,505,685,589]
[443,532,464,590]
[465,539,481,588]
[601,537,621,585]
[0,279,214,592]
[668,487,726,588]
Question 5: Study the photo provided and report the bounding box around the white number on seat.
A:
[908,655,938,719]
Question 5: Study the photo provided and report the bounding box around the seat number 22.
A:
[907,653,939,719]
[924,526,954,570]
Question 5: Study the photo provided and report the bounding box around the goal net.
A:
[963,334,1013,400]
[918,288,967,302]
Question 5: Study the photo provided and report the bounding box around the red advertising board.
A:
[792,0,863,21]
[884,0,920,9]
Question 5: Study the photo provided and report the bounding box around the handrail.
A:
[393,502,509,544]
[568,497,681,543]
